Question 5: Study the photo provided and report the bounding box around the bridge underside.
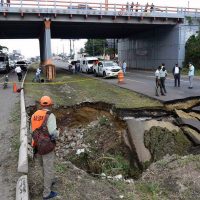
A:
[0,20,175,39]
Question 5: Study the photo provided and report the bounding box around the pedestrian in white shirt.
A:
[15,66,22,81]
[122,60,127,74]
[172,64,181,87]
[188,62,195,89]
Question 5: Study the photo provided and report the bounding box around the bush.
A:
[184,33,200,69]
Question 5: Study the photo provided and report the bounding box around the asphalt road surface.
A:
[56,60,200,102]
[0,70,21,200]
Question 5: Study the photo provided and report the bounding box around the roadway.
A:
[102,70,200,102]
[0,70,21,200]
[56,60,200,103]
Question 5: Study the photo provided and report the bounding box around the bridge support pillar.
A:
[40,18,55,81]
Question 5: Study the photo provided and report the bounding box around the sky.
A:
[0,0,200,58]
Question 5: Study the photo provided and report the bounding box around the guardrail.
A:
[0,0,199,15]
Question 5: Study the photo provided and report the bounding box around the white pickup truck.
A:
[93,60,121,78]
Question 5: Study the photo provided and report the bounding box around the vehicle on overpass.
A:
[15,60,28,71]
[68,4,94,10]
[0,53,10,73]
[93,60,121,78]
[80,57,98,73]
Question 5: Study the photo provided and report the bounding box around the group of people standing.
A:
[126,2,154,12]
[155,62,195,96]
[1,0,10,7]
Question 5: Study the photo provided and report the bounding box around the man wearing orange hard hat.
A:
[31,96,59,199]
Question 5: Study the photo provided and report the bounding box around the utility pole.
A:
[105,0,108,10]
[92,39,94,56]
[70,39,72,58]
[114,39,115,59]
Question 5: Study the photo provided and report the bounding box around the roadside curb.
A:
[16,71,29,200]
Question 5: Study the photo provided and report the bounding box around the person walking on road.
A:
[15,65,22,81]
[122,60,127,75]
[188,62,195,89]
[31,96,59,199]
[172,63,181,87]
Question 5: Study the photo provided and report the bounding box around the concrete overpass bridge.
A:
[0,1,199,79]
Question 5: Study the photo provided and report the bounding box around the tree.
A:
[184,33,200,69]
[0,45,8,53]
[84,39,108,56]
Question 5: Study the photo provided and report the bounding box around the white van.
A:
[80,57,98,73]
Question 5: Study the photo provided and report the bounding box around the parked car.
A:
[80,57,98,73]
[68,4,93,10]
[15,60,28,71]
[93,60,121,78]
[0,53,10,73]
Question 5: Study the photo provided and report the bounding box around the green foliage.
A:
[84,39,108,56]
[98,116,109,126]
[90,154,130,176]
[136,182,161,199]
[55,163,68,173]
[0,45,8,53]
[184,32,200,69]
[84,39,116,57]
[144,127,191,162]
[185,16,193,25]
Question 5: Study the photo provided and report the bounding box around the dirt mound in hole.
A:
[55,106,142,178]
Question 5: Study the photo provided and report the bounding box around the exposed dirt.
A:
[27,98,200,200]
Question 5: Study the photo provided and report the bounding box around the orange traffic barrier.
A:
[13,82,17,93]
[118,70,124,84]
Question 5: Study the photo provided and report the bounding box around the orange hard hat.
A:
[39,96,53,106]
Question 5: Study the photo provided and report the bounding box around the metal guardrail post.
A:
[114,4,116,12]
[100,2,102,12]
[20,0,22,8]
[37,0,39,9]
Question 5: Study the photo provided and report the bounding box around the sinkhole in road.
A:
[27,100,200,179]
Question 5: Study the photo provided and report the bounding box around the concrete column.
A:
[43,18,52,65]
[42,18,56,80]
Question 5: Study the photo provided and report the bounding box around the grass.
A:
[24,66,163,109]
[10,102,21,154]
[135,182,162,200]
[55,163,68,173]
[109,180,136,200]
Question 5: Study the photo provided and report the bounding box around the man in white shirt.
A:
[15,66,22,81]
[172,64,181,87]
[188,62,195,89]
